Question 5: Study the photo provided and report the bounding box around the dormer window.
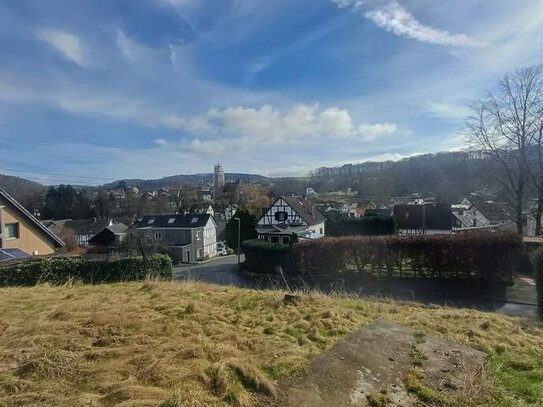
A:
[168,218,175,224]
[191,217,199,224]
[148,218,156,225]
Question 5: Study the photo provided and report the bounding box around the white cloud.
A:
[35,28,87,66]
[334,0,487,48]
[425,101,470,119]
[164,104,396,154]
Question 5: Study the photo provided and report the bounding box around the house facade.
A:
[134,214,217,263]
[256,196,325,244]
[0,189,64,256]
[88,223,129,253]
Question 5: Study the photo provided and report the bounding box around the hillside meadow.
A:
[0,281,542,407]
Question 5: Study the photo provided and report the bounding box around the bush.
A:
[534,248,543,319]
[241,239,293,274]
[293,231,521,282]
[0,254,172,287]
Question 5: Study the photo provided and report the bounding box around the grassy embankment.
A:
[0,281,542,407]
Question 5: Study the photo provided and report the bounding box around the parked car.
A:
[216,242,227,256]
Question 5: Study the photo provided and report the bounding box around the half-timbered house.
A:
[256,196,325,244]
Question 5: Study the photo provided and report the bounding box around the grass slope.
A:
[0,281,542,407]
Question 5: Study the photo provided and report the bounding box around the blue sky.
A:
[0,0,542,184]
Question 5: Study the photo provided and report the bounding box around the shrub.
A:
[534,248,543,319]
[241,239,293,274]
[0,254,172,287]
[293,231,521,282]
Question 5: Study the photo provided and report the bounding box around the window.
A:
[275,211,287,221]
[191,217,199,224]
[271,236,279,243]
[4,223,19,239]
[472,219,477,227]
[155,233,162,239]
[282,236,290,244]
[196,230,201,240]
[168,218,175,224]
[320,228,323,234]
[197,249,202,258]
[147,218,156,225]
[264,235,269,241]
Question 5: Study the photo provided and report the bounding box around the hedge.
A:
[293,231,521,283]
[0,254,172,287]
[534,248,543,320]
[241,239,294,274]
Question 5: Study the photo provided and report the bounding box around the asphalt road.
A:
[173,255,256,288]
[173,256,537,318]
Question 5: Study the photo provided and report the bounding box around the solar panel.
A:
[4,248,32,258]
[0,251,12,262]
[0,248,32,262]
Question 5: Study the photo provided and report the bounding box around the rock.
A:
[281,320,486,407]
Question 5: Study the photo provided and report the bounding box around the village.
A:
[1,1,543,406]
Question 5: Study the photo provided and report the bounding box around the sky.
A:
[0,0,542,185]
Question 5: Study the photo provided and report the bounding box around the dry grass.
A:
[0,281,541,407]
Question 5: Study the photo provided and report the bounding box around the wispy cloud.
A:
[334,0,488,48]
[35,28,87,66]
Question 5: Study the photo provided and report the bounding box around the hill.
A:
[104,173,269,192]
[311,151,500,202]
[0,173,46,209]
[0,281,541,406]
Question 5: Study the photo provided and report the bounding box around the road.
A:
[173,255,256,288]
[173,256,537,318]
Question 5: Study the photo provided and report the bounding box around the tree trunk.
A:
[516,184,524,235]
[536,184,543,235]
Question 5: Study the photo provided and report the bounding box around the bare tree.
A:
[467,65,543,234]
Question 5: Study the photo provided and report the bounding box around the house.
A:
[133,214,217,263]
[224,204,238,221]
[199,187,213,202]
[43,218,133,246]
[88,223,129,253]
[341,200,377,219]
[193,204,214,217]
[0,189,64,256]
[452,205,491,229]
[256,196,325,244]
[341,202,359,218]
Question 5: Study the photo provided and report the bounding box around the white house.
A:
[256,196,325,244]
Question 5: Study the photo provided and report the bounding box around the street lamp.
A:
[234,217,241,271]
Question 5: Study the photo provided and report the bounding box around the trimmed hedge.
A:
[241,239,293,274]
[534,248,543,320]
[293,231,521,282]
[0,254,172,287]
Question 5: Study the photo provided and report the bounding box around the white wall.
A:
[203,218,217,257]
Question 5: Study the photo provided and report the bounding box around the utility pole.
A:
[235,217,241,272]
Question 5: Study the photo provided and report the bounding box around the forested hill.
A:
[310,151,499,202]
[0,174,46,209]
[104,173,269,191]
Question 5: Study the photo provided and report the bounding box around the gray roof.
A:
[136,214,214,229]
[0,189,64,248]
[280,195,325,225]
